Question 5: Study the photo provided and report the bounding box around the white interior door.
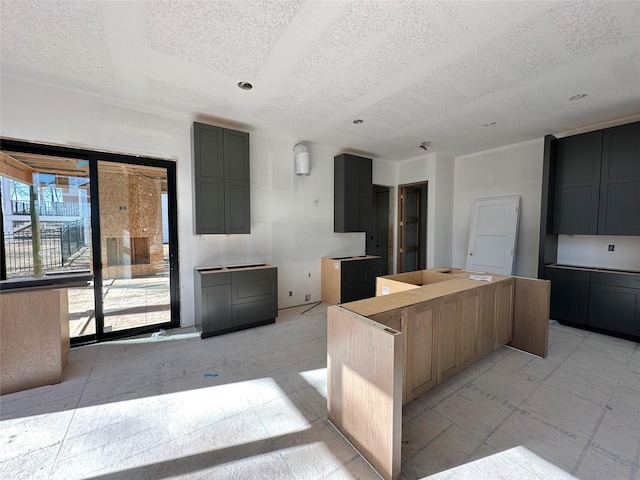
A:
[466,196,520,275]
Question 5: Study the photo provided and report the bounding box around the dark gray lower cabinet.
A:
[545,267,589,325]
[195,266,277,338]
[341,258,382,303]
[546,266,640,338]
[588,272,640,337]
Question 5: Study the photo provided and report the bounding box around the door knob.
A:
[469,252,473,256]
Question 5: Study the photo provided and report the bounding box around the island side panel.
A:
[321,258,342,304]
[510,277,550,358]
[327,306,402,480]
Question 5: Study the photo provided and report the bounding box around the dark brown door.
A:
[399,186,421,272]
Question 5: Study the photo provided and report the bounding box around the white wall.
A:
[557,235,640,271]
[0,77,396,326]
[452,139,544,278]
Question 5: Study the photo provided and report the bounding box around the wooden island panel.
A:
[327,306,402,480]
[1,289,68,395]
[406,299,439,400]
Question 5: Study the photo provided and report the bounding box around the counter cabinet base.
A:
[200,318,276,339]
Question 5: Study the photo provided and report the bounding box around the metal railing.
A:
[4,221,88,278]
[61,220,85,265]
[11,200,80,217]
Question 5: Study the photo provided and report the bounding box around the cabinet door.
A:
[201,284,232,334]
[193,123,225,234]
[357,157,373,232]
[495,278,514,347]
[598,122,640,235]
[477,283,497,358]
[232,299,277,327]
[459,288,480,369]
[588,283,640,336]
[437,293,462,383]
[334,154,372,232]
[553,131,602,234]
[224,129,251,234]
[406,300,439,401]
[545,267,589,325]
[341,260,370,303]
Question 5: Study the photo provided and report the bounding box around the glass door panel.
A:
[97,161,171,333]
[0,151,96,339]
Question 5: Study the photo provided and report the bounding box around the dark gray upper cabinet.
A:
[598,122,640,235]
[552,121,640,236]
[553,131,602,234]
[192,122,250,234]
[334,154,372,232]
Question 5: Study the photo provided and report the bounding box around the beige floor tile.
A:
[403,424,483,478]
[434,383,516,440]
[574,445,634,480]
[402,408,453,460]
[520,384,602,442]
[485,409,584,473]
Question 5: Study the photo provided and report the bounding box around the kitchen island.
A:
[0,273,92,395]
[327,268,550,480]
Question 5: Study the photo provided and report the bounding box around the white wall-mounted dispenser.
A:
[294,143,310,176]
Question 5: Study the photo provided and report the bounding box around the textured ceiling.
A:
[1,0,639,161]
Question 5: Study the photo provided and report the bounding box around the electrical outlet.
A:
[289,291,292,297]
[305,294,311,301]
[608,245,615,252]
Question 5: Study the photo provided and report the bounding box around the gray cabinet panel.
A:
[224,129,250,234]
[193,123,225,234]
[193,122,250,234]
[545,267,589,325]
[201,285,233,333]
[553,131,601,234]
[588,283,640,336]
[196,266,278,337]
[598,122,640,235]
[341,258,381,303]
[232,279,278,305]
[233,299,278,327]
[334,154,372,232]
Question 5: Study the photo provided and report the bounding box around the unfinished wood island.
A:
[327,268,550,480]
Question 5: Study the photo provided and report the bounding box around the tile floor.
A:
[1,304,638,479]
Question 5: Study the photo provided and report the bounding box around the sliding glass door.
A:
[97,161,172,333]
[0,140,179,343]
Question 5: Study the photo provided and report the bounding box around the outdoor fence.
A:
[11,200,80,217]
[4,221,87,277]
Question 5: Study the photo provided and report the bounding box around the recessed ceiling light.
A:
[237,82,253,90]
[569,93,587,101]
[352,119,363,124]
[483,121,497,127]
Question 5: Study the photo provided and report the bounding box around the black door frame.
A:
[0,138,180,344]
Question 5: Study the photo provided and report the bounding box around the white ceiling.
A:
[1,0,639,161]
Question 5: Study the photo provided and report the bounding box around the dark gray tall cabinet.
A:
[334,154,372,232]
[192,122,250,234]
